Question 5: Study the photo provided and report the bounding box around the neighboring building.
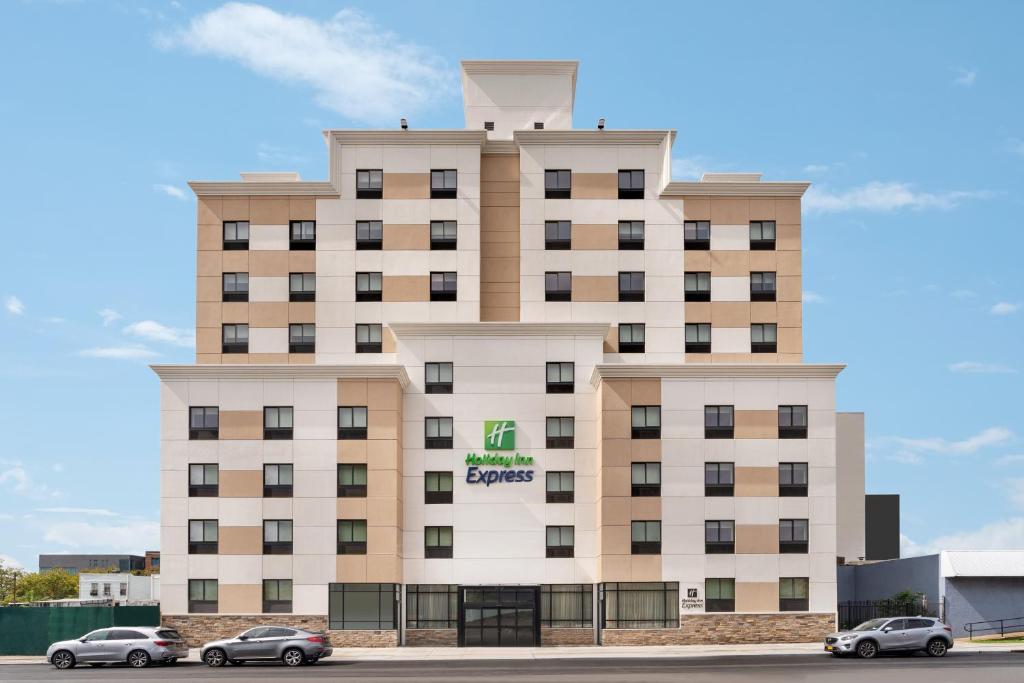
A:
[155,60,868,647]
[39,554,145,575]
[838,551,1024,636]
[144,550,161,573]
[865,494,900,561]
[78,573,160,605]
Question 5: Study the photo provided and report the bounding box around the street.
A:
[0,652,1021,682]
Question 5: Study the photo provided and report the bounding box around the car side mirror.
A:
[79,638,87,643]
[882,627,892,633]
[238,635,248,641]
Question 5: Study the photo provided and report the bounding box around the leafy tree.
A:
[14,569,78,602]
[0,560,27,604]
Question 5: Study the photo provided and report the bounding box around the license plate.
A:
[825,645,834,651]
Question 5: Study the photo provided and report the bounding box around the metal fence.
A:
[837,599,931,631]
[0,605,161,655]
[965,616,1024,640]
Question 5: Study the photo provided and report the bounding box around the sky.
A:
[0,0,1022,571]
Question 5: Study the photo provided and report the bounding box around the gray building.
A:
[38,554,145,575]
[865,494,900,560]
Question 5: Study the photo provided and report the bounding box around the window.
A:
[545,271,572,302]
[618,220,644,250]
[539,585,592,628]
[780,577,809,611]
[103,583,111,597]
[684,220,710,250]
[263,406,293,440]
[686,323,712,353]
[430,221,457,250]
[546,471,574,503]
[546,417,575,449]
[684,272,711,302]
[618,324,645,353]
[189,407,219,440]
[779,405,808,439]
[338,406,368,440]
[545,220,571,249]
[631,521,661,554]
[602,582,679,628]
[222,272,249,302]
[264,464,293,498]
[425,417,453,449]
[263,520,293,555]
[780,519,809,553]
[545,170,571,199]
[355,323,383,353]
[705,520,735,554]
[329,583,397,630]
[188,519,218,554]
[425,526,453,558]
[406,584,458,629]
[424,471,453,504]
[705,578,735,613]
[355,220,383,250]
[90,583,98,597]
[751,323,777,353]
[534,121,545,130]
[750,271,776,302]
[704,405,734,439]
[425,362,453,394]
[356,169,383,199]
[223,221,249,250]
[618,271,645,302]
[704,462,734,497]
[290,220,315,250]
[188,464,218,497]
[289,272,316,302]
[430,169,457,198]
[483,121,494,131]
[338,464,367,498]
[430,272,457,301]
[222,324,248,353]
[546,362,574,394]
[289,323,315,353]
[779,462,809,497]
[355,272,382,301]
[750,220,776,250]
[631,462,661,497]
[631,406,661,439]
[118,582,127,597]
[337,520,368,554]
[546,526,574,558]
[618,169,644,199]
[263,579,292,613]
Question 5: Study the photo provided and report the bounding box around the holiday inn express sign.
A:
[466,420,536,486]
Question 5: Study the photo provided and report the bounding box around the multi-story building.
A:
[78,572,160,605]
[39,554,146,575]
[156,60,866,647]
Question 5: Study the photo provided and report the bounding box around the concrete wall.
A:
[838,554,940,613]
[835,413,864,563]
[945,577,1024,637]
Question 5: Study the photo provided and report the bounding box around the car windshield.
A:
[852,618,889,631]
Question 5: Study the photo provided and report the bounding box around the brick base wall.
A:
[601,613,836,646]
[326,630,399,647]
[405,629,458,646]
[162,615,327,647]
[542,627,595,646]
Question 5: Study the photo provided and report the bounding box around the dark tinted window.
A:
[156,630,182,640]
[241,627,269,639]
[110,630,147,640]
[907,619,934,629]
[84,630,112,642]
[263,628,297,638]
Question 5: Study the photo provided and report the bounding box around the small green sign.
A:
[483,420,516,450]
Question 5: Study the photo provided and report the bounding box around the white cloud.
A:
[953,67,976,87]
[5,295,24,315]
[802,164,831,174]
[157,4,455,124]
[52,463,64,473]
[877,426,1014,464]
[804,181,992,214]
[948,361,1016,375]
[0,462,61,501]
[35,507,117,517]
[0,554,24,570]
[671,156,711,180]
[903,518,1024,557]
[802,290,825,304]
[256,141,308,164]
[78,346,160,360]
[996,454,1024,467]
[0,514,14,521]
[42,519,160,554]
[990,302,1020,316]
[123,320,195,347]
[98,308,122,326]
[951,289,977,299]
[153,183,187,200]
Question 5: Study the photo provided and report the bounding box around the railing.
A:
[965,616,1024,640]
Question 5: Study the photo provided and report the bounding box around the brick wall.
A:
[162,614,327,647]
[602,613,836,645]
[405,629,458,646]
[542,628,595,645]
[327,630,399,647]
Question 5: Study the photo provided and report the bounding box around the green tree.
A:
[0,560,27,604]
[14,569,78,602]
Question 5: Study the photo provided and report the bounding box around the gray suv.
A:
[201,626,332,667]
[825,617,954,658]
[47,626,188,669]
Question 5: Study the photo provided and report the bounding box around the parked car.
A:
[201,626,332,667]
[824,617,954,658]
[47,626,188,669]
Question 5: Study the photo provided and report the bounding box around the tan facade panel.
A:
[748,198,776,220]
[480,154,520,322]
[735,525,779,554]
[603,326,618,353]
[571,173,618,200]
[222,251,249,272]
[338,440,368,463]
[196,303,221,329]
[367,410,400,441]
[382,276,429,302]
[734,467,779,497]
[736,582,779,612]
[776,198,801,224]
[734,410,777,439]
[777,223,801,251]
[337,555,367,582]
[600,554,631,581]
[710,251,750,277]
[749,302,776,323]
[249,302,289,328]
[249,251,289,277]
[219,470,263,498]
[682,197,710,220]
[367,441,400,471]
[779,353,803,364]
[777,302,801,328]
[629,555,662,581]
[218,584,261,613]
[249,353,288,363]
[684,250,712,271]
[777,275,802,302]
[601,439,630,468]
[686,302,711,322]
[685,353,712,363]
[383,224,430,250]
[197,251,222,277]
[601,379,631,411]
[630,379,661,405]
[289,251,316,272]
[777,251,801,276]
[601,410,631,440]
[219,526,263,555]
[220,410,263,440]
[222,197,250,221]
[601,467,630,497]
[250,197,290,225]
[748,250,777,272]
[197,276,222,303]
[196,353,221,364]
[338,379,369,404]
[368,379,401,411]
[383,173,430,200]
[711,302,751,327]
[630,438,661,462]
[198,224,221,251]
[572,224,618,250]
[366,554,401,584]
[600,522,630,554]
[778,327,803,355]
[338,498,368,520]
[709,198,749,225]
[289,302,315,322]
[572,276,618,302]
[630,497,661,520]
[196,328,221,355]
[289,197,315,220]
[198,197,222,224]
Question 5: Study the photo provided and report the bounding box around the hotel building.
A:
[155,60,866,647]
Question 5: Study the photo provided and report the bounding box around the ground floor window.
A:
[602,582,679,629]
[406,584,458,629]
[540,584,593,628]
[329,583,397,630]
[779,577,809,611]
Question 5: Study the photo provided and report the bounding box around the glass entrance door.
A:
[459,586,540,646]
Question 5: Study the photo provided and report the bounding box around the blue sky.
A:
[1,0,1022,570]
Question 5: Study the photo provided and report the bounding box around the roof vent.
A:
[484,121,495,131]
[533,121,544,130]
[400,118,408,130]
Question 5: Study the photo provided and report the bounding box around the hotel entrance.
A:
[458,586,540,646]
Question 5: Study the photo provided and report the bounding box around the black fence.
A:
[838,599,931,631]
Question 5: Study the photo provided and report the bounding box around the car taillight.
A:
[943,625,952,632]
[153,641,170,646]
[306,636,324,643]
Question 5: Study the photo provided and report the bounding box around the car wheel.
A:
[51,651,76,670]
[127,649,151,668]
[282,647,305,667]
[204,648,227,667]
[856,640,878,659]
[927,638,948,657]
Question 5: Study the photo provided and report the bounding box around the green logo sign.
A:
[484,420,515,450]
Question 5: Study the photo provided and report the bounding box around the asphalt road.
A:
[0,652,1021,683]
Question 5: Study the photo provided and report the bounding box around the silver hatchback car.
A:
[201,626,332,667]
[825,617,954,658]
[47,626,188,669]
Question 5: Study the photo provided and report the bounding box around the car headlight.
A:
[840,635,855,641]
